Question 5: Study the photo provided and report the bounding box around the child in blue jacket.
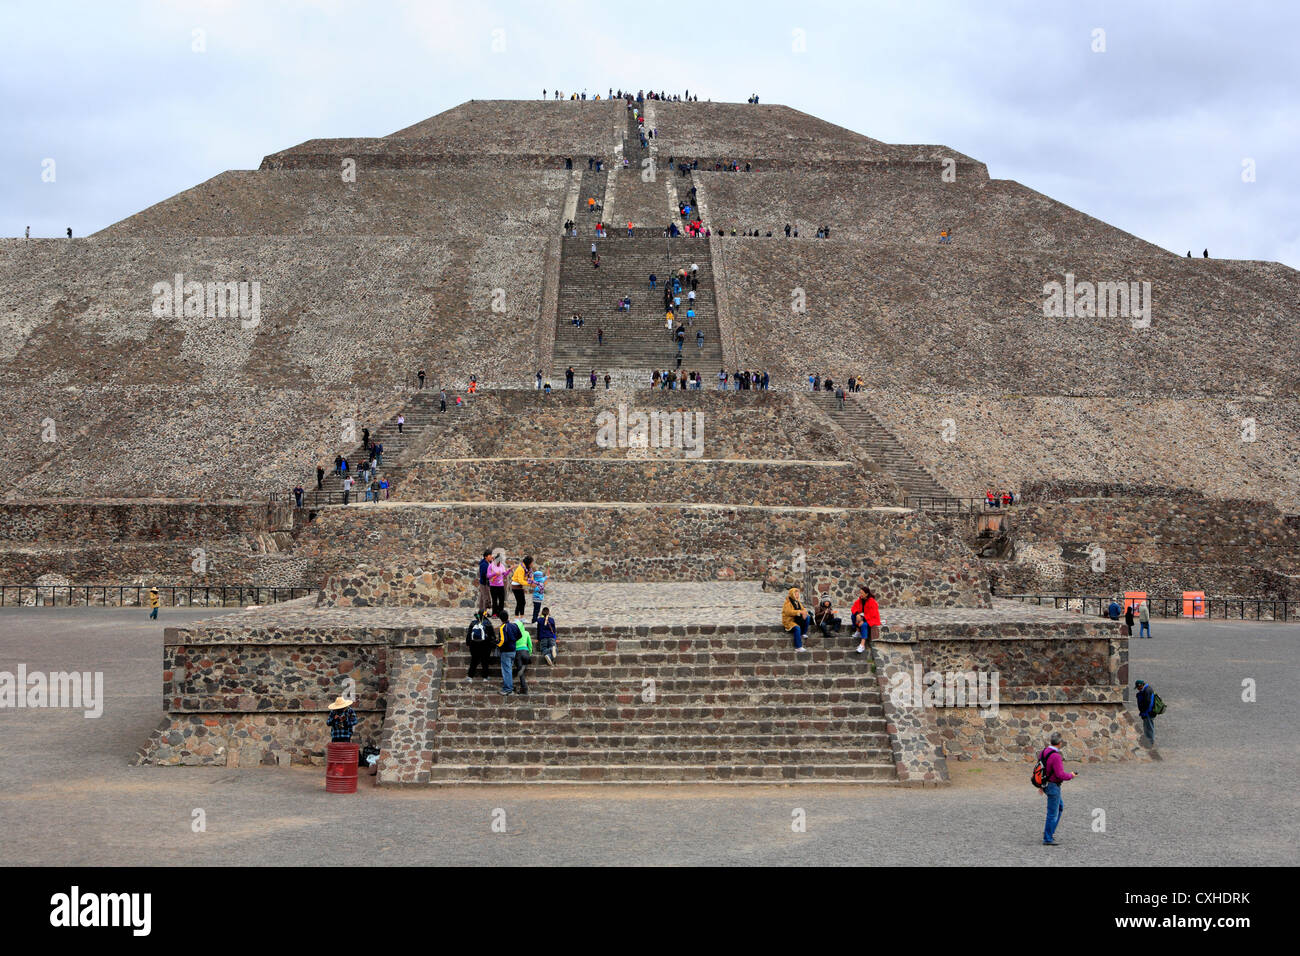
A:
[536,608,558,665]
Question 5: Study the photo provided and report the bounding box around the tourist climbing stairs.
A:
[302,390,471,505]
[576,166,608,236]
[552,236,724,381]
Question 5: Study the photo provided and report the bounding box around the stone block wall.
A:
[405,389,855,463]
[993,493,1300,599]
[294,502,990,606]
[765,553,991,610]
[699,170,1159,254]
[0,543,311,588]
[719,242,1300,396]
[319,564,476,608]
[99,169,570,238]
[0,500,310,588]
[0,501,292,542]
[872,622,1148,778]
[869,391,1300,513]
[400,458,891,506]
[136,616,426,767]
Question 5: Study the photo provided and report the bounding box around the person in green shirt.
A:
[513,619,533,695]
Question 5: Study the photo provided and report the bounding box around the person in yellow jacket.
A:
[510,556,533,618]
[782,586,812,652]
[148,586,160,620]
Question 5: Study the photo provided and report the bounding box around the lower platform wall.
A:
[871,629,1149,785]
[136,617,1148,778]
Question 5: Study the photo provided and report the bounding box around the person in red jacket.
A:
[1039,731,1079,845]
[849,584,881,655]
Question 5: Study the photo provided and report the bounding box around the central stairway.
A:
[430,626,894,783]
[552,236,725,380]
[609,102,670,230]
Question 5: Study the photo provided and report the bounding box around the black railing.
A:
[270,488,393,507]
[1003,593,1297,623]
[0,585,317,609]
[905,495,1014,514]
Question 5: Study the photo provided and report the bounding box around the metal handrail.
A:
[0,584,317,608]
[270,488,393,507]
[1002,593,1295,623]
[905,495,1014,514]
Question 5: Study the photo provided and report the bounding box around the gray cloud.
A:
[1,0,1294,265]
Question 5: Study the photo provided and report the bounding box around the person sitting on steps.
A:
[782,587,814,653]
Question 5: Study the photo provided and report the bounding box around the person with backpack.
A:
[1135,680,1160,744]
[1034,731,1079,846]
[465,610,494,682]
[537,607,558,665]
[495,610,522,696]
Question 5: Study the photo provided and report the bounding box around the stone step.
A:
[555,235,722,373]
[431,746,891,765]
[437,701,887,720]
[434,732,894,751]
[452,639,868,655]
[424,763,897,783]
[435,717,889,735]
[443,660,878,679]
[810,392,950,500]
[439,675,879,695]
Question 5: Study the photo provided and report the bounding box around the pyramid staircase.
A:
[811,392,951,502]
[301,390,464,504]
[428,628,894,783]
[551,236,724,380]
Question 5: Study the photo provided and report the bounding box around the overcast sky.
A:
[2,0,1296,266]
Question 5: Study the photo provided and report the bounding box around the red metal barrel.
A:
[325,742,359,793]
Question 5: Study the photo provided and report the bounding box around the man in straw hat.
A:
[326,695,357,742]
[148,586,160,620]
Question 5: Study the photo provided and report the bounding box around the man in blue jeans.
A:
[495,610,521,696]
[1038,732,1078,845]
